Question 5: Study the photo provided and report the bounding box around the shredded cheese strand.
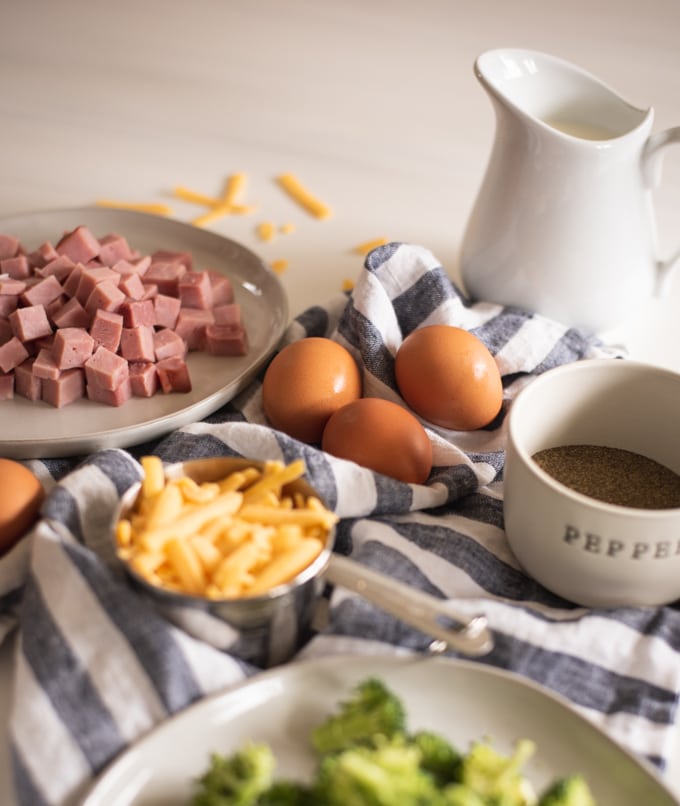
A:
[96,200,173,216]
[276,173,333,219]
[173,186,222,207]
[354,237,388,255]
[222,172,248,205]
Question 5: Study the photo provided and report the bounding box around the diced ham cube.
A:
[45,296,68,324]
[0,296,18,319]
[50,297,90,329]
[153,293,181,329]
[76,266,121,305]
[205,324,249,356]
[174,308,214,351]
[178,271,214,310]
[112,254,151,277]
[156,357,192,393]
[9,305,52,341]
[27,241,59,268]
[52,327,95,370]
[86,377,132,407]
[118,272,145,300]
[132,255,151,274]
[120,298,155,328]
[98,233,133,266]
[0,319,12,344]
[0,336,29,372]
[120,326,155,362]
[143,262,187,296]
[15,359,41,401]
[56,225,101,264]
[0,234,19,260]
[0,278,26,296]
[89,309,124,353]
[208,271,234,305]
[0,373,14,400]
[0,255,30,279]
[142,283,158,299]
[20,274,64,307]
[62,264,84,298]
[153,328,187,361]
[84,345,129,391]
[42,368,85,408]
[213,303,242,327]
[36,254,76,281]
[151,249,193,271]
[84,280,126,315]
[32,348,61,380]
[129,362,158,397]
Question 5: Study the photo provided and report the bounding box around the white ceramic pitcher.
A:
[459,48,680,333]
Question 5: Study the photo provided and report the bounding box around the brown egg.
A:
[0,458,44,554]
[394,324,503,431]
[262,337,363,444]
[322,397,432,484]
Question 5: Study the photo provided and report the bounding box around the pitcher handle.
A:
[642,126,680,295]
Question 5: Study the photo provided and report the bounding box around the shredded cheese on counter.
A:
[354,237,388,255]
[270,259,288,274]
[276,173,333,219]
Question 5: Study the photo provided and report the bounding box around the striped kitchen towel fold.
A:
[3,242,679,806]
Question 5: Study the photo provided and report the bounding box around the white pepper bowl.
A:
[503,359,680,608]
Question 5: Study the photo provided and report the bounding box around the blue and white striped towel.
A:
[2,242,679,806]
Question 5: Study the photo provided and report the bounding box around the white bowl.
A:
[503,359,680,607]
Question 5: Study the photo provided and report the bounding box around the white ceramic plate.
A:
[82,654,679,806]
[0,207,288,459]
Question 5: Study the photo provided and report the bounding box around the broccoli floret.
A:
[459,738,537,806]
[440,783,487,805]
[410,730,461,787]
[255,779,315,805]
[538,774,596,806]
[192,742,276,806]
[312,736,441,806]
[311,677,406,755]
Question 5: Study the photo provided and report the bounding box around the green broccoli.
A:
[312,735,441,805]
[459,738,537,806]
[538,774,597,806]
[409,730,461,787]
[440,783,488,805]
[311,677,406,755]
[255,779,315,805]
[191,742,276,806]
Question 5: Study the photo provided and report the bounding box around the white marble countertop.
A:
[1,1,680,802]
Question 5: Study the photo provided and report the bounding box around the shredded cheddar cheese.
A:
[173,186,222,207]
[280,222,296,235]
[222,172,248,205]
[174,176,258,228]
[354,237,388,255]
[271,259,289,274]
[257,221,277,242]
[192,203,257,227]
[96,200,173,216]
[276,173,333,219]
[341,278,355,292]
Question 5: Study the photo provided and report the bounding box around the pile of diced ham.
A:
[0,225,248,407]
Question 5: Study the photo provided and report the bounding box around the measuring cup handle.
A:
[325,554,493,656]
[642,126,680,293]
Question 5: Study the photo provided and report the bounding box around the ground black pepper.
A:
[531,445,680,509]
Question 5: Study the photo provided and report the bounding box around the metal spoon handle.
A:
[325,554,493,656]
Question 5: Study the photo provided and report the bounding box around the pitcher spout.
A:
[475,48,650,142]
